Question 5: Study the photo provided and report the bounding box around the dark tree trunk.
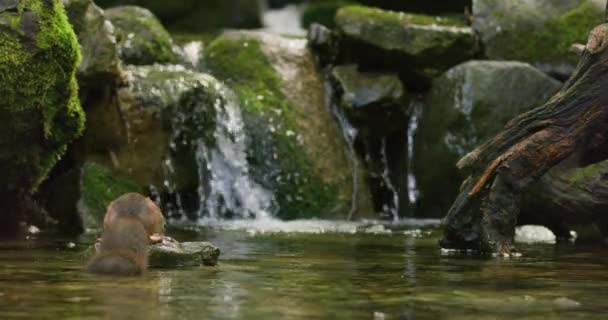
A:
[440,24,608,254]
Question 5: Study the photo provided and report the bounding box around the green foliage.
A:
[0,0,85,193]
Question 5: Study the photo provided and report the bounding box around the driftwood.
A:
[440,24,608,254]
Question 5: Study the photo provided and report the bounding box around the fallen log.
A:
[440,23,608,254]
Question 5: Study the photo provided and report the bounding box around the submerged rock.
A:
[473,0,604,78]
[149,238,220,267]
[335,5,477,86]
[105,5,177,65]
[0,0,85,200]
[415,61,561,217]
[44,162,141,233]
[62,0,121,82]
[204,31,375,219]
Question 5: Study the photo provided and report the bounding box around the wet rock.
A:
[414,61,561,218]
[330,64,410,218]
[335,5,477,87]
[110,66,229,209]
[84,237,220,267]
[204,31,375,219]
[473,0,605,78]
[307,22,339,66]
[0,0,85,213]
[105,5,177,65]
[62,0,121,83]
[96,0,262,32]
[44,162,141,233]
[331,64,404,110]
[149,238,220,267]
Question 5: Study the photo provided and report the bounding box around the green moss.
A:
[337,5,465,28]
[0,0,85,193]
[80,162,141,225]
[204,37,343,219]
[491,1,602,64]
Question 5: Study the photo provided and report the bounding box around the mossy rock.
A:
[414,60,562,218]
[335,5,476,84]
[473,0,604,77]
[204,31,375,219]
[148,239,220,267]
[83,238,220,268]
[96,0,262,32]
[105,5,177,65]
[45,162,141,233]
[62,0,121,82]
[0,0,85,195]
[84,65,226,206]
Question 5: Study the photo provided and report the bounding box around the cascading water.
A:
[157,76,274,221]
[406,99,422,205]
[325,80,361,220]
[193,91,274,220]
[379,138,400,221]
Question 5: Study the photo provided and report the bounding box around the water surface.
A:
[0,222,606,319]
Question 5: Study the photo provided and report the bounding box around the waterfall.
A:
[407,99,422,205]
[261,3,306,36]
[380,138,400,222]
[158,79,274,220]
[194,92,274,219]
[325,80,360,220]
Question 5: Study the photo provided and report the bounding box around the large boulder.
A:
[62,0,121,83]
[0,1,85,201]
[473,0,605,78]
[414,61,562,218]
[204,31,375,219]
[105,5,177,65]
[96,0,262,32]
[77,64,277,220]
[335,5,477,88]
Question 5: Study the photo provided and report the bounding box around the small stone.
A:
[553,297,581,309]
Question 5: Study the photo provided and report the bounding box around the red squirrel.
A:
[86,193,165,276]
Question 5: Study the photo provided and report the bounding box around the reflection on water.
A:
[0,227,607,319]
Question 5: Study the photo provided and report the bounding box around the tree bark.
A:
[440,24,608,254]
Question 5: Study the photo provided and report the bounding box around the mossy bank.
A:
[0,0,85,196]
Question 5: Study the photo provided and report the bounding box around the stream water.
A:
[1,222,606,319]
